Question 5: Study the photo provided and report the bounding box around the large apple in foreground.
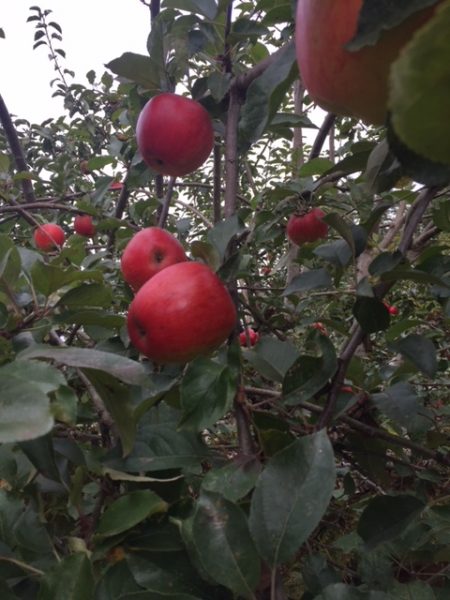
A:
[33,223,65,251]
[136,93,214,177]
[287,208,328,245]
[295,0,439,124]
[121,227,187,292]
[127,262,237,364]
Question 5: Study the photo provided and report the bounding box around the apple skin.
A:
[295,0,439,124]
[33,223,65,251]
[121,227,187,292]
[239,327,260,347]
[384,302,399,316]
[127,261,237,364]
[74,214,96,237]
[287,208,328,245]
[136,93,214,177]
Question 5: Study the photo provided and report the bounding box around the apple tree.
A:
[0,1,450,598]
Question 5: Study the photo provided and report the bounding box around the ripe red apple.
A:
[74,214,96,237]
[239,327,260,347]
[127,262,237,364]
[383,302,399,316]
[136,93,214,177]
[121,227,187,292]
[109,181,124,191]
[311,322,328,336]
[33,223,65,252]
[295,0,440,124]
[287,208,328,245]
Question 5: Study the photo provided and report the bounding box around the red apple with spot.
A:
[295,0,440,124]
[74,214,96,237]
[121,227,187,292]
[33,223,65,252]
[239,327,260,347]
[287,208,328,245]
[127,262,237,364]
[136,93,214,177]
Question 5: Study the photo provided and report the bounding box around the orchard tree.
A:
[1,1,450,598]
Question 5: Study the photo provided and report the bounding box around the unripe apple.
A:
[286,208,328,245]
[33,223,65,252]
[239,327,260,347]
[121,227,187,292]
[74,214,96,237]
[127,262,237,364]
[136,93,214,177]
[295,0,440,124]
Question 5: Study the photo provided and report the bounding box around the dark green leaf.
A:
[106,53,161,89]
[283,335,337,405]
[372,383,422,429]
[38,553,94,600]
[390,333,438,377]
[363,139,403,194]
[313,583,388,599]
[57,283,113,309]
[357,494,425,550]
[249,431,336,566]
[347,0,440,49]
[162,0,218,20]
[243,336,300,383]
[191,491,261,596]
[19,435,61,482]
[179,358,236,431]
[202,457,261,502]
[353,297,390,333]
[96,490,167,537]
[283,268,332,296]
[207,214,246,260]
[30,262,102,296]
[19,345,149,386]
[369,251,404,276]
[299,158,334,177]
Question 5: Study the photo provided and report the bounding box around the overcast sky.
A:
[2,1,151,122]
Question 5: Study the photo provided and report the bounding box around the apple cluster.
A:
[121,227,237,364]
[33,214,96,252]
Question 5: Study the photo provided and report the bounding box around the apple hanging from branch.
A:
[136,93,215,177]
[127,262,237,364]
[295,0,440,124]
[74,214,96,237]
[33,223,65,252]
[286,208,328,245]
[120,227,187,292]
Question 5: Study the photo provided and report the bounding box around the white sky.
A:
[2,0,151,122]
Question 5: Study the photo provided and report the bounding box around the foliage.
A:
[0,1,449,599]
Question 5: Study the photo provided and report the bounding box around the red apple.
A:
[121,227,187,292]
[136,93,214,177]
[383,302,399,316]
[109,181,124,191]
[74,214,96,237]
[287,208,328,245]
[239,327,260,347]
[295,0,440,124]
[33,223,65,252]
[311,322,328,336]
[127,262,237,364]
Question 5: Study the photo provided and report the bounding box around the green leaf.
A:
[0,360,63,443]
[357,494,425,550]
[0,236,21,289]
[57,283,113,309]
[202,457,261,502]
[283,336,337,405]
[243,336,300,383]
[372,383,422,429]
[363,139,403,195]
[191,491,261,597]
[19,345,149,386]
[207,214,247,260]
[299,157,334,177]
[179,358,236,431]
[106,53,161,89]
[31,262,103,297]
[369,251,404,276]
[353,297,390,333]
[379,267,450,288]
[162,0,218,20]
[19,434,61,482]
[432,196,450,231]
[82,370,137,457]
[96,490,167,537]
[283,268,332,296]
[347,0,440,49]
[390,333,438,377]
[249,431,336,567]
[239,41,297,147]
[38,553,94,600]
[390,2,450,165]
